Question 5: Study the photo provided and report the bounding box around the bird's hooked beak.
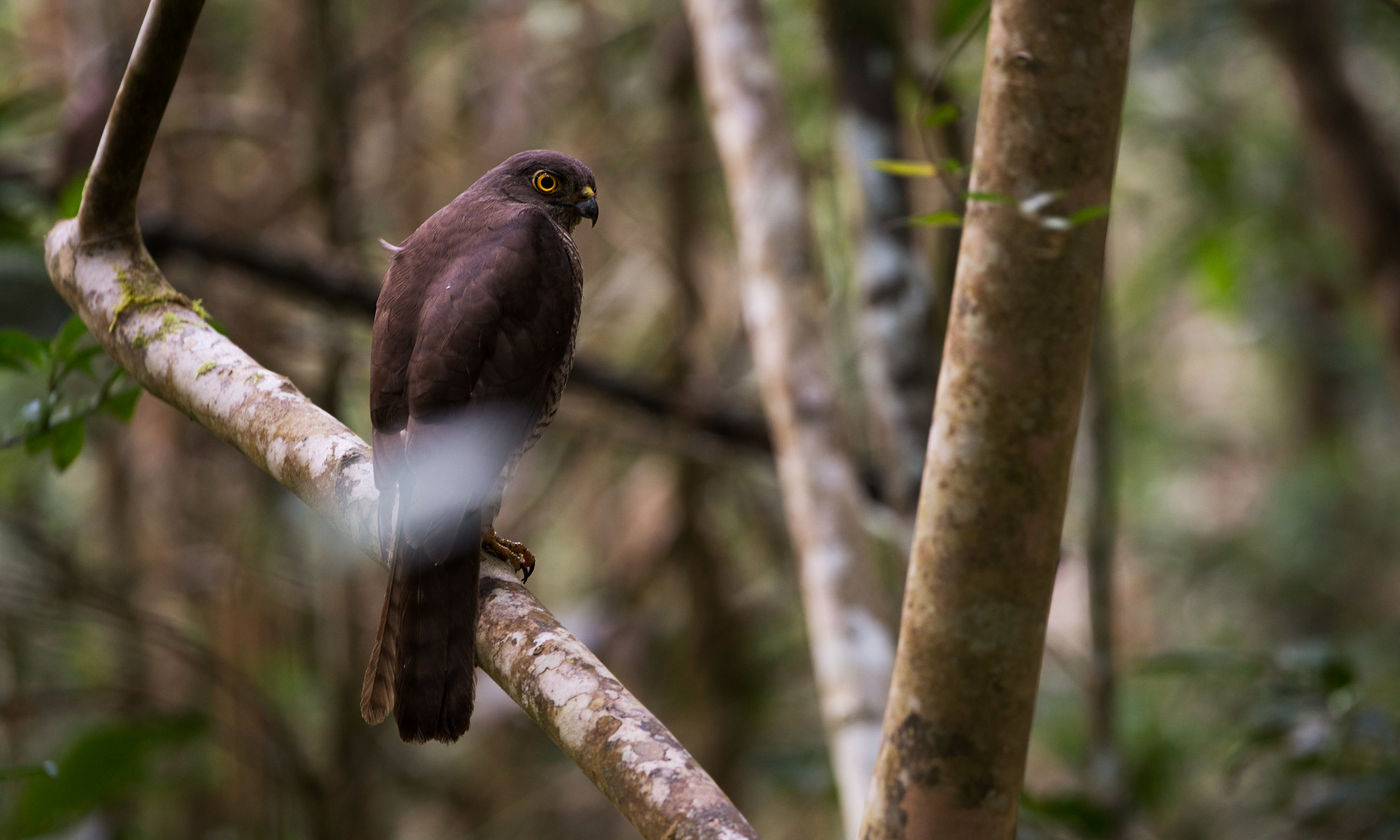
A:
[575,185,598,227]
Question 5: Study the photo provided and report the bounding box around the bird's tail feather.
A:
[360,494,404,725]
[359,570,402,725]
[362,502,482,744]
[403,509,482,744]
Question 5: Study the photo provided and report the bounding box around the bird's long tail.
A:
[361,505,481,744]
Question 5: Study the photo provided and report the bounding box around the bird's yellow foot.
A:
[483,529,536,582]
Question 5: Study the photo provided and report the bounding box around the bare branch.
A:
[48,223,382,561]
[861,0,1135,837]
[78,0,205,242]
[685,0,898,833]
[476,565,758,840]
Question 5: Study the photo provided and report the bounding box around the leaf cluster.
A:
[0,315,142,470]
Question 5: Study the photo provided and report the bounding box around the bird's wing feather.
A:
[370,201,577,561]
[406,207,577,419]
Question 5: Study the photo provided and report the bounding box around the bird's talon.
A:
[483,530,537,582]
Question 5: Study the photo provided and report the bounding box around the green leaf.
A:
[1193,231,1240,311]
[964,191,1013,204]
[937,0,989,38]
[909,211,964,228]
[871,159,939,178]
[99,387,142,422]
[0,761,58,783]
[921,103,961,128]
[0,330,47,371]
[63,345,106,379]
[51,315,89,362]
[1068,204,1110,226]
[6,713,206,837]
[22,429,49,456]
[56,171,87,219]
[1021,790,1117,837]
[50,417,84,470]
[938,158,968,175]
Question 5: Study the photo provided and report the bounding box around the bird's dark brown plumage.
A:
[361,150,596,743]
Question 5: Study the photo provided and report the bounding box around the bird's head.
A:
[484,149,598,234]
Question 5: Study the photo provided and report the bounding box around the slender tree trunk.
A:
[1085,300,1127,834]
[684,0,899,833]
[656,15,756,795]
[1244,0,1400,398]
[821,0,939,514]
[861,1,1135,837]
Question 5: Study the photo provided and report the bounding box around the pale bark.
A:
[684,0,897,835]
[860,1,1135,838]
[821,0,939,515]
[44,1,756,837]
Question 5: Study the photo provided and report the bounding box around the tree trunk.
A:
[861,1,1135,837]
[820,0,939,514]
[684,0,899,833]
[1243,0,1400,398]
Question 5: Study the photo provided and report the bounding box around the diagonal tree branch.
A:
[45,221,757,839]
[44,1,757,837]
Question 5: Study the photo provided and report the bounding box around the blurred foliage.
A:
[1,316,142,470]
[0,0,1399,838]
[3,712,206,838]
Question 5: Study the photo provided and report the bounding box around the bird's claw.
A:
[483,530,537,582]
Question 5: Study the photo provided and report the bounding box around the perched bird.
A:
[360,150,597,743]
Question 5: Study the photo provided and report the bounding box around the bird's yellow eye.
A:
[532,171,558,194]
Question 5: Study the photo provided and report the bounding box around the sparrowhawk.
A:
[360,149,597,743]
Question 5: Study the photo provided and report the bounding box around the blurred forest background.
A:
[3,0,1400,838]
